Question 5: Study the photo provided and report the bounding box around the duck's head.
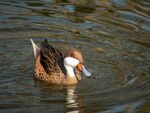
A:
[64,49,91,77]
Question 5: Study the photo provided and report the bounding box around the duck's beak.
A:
[77,63,91,77]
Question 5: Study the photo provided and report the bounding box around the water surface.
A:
[0,0,150,113]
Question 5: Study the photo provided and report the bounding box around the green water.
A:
[0,0,150,113]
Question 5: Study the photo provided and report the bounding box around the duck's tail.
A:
[30,39,40,58]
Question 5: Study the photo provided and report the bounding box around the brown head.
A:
[65,48,83,72]
[65,48,83,63]
[64,48,91,78]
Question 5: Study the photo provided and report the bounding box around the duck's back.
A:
[40,39,66,76]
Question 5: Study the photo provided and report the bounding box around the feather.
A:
[40,39,66,75]
[30,39,40,58]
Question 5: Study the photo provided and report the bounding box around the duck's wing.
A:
[40,39,66,75]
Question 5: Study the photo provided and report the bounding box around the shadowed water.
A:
[0,0,150,113]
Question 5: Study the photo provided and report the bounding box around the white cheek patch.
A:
[82,65,91,77]
[64,57,79,67]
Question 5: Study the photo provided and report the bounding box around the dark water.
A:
[0,0,150,113]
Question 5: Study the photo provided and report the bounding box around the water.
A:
[0,0,150,113]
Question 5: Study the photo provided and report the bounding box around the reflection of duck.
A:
[31,39,91,85]
[66,86,83,113]
[34,81,83,113]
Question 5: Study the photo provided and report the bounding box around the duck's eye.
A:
[70,54,75,58]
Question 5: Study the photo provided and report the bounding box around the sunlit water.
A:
[0,0,150,113]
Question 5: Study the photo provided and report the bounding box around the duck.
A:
[30,39,91,85]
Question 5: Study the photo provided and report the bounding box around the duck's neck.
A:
[64,65,75,78]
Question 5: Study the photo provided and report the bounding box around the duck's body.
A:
[31,39,91,85]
